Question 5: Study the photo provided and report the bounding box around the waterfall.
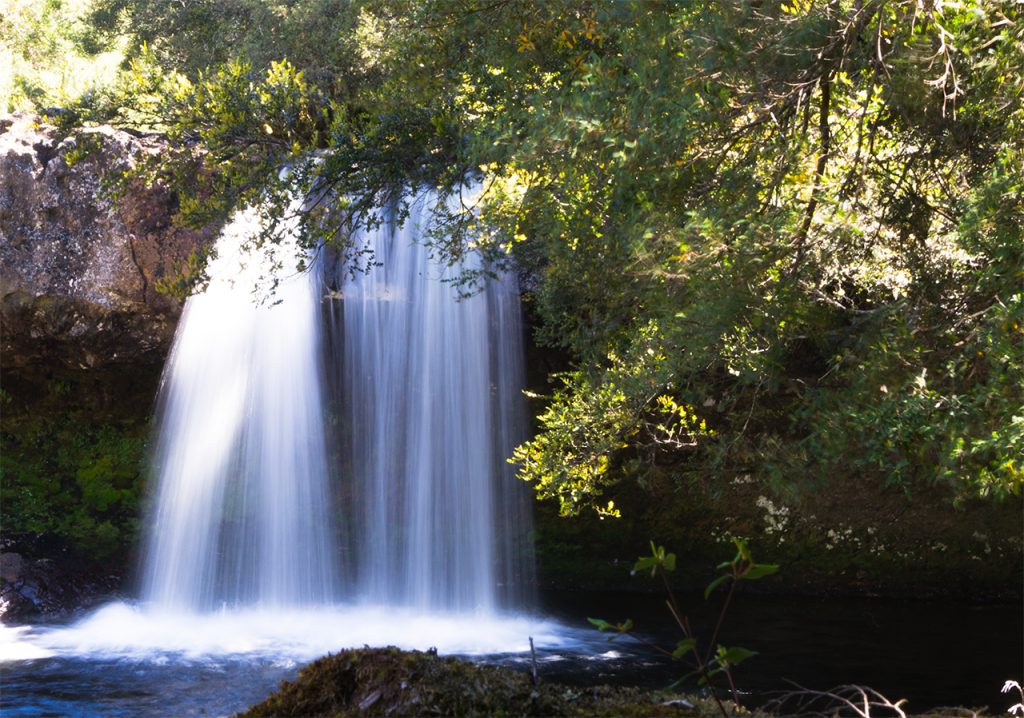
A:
[139,187,532,616]
[337,190,533,613]
[141,204,338,611]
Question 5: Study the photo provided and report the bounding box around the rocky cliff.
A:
[0,113,215,368]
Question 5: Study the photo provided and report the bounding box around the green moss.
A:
[0,363,160,566]
[239,647,749,718]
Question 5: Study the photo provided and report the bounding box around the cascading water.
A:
[139,187,531,614]
[337,190,533,612]
[141,204,339,611]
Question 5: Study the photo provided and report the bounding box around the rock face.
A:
[0,112,216,368]
[0,551,122,622]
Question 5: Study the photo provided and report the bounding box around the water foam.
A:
[4,602,576,663]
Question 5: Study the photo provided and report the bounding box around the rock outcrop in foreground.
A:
[240,646,728,718]
[0,112,215,368]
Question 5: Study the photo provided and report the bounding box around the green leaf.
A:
[672,638,697,659]
[743,563,779,580]
[715,645,758,667]
[632,556,657,575]
[588,617,633,634]
[704,574,731,599]
[632,541,676,577]
[731,537,752,563]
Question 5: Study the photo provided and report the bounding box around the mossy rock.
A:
[239,647,745,717]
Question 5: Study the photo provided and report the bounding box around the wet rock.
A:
[0,553,23,583]
[0,554,121,623]
[0,112,217,368]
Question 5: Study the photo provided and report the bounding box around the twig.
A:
[528,636,538,686]
[766,681,910,717]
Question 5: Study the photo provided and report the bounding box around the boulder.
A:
[0,112,216,368]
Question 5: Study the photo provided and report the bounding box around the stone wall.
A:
[0,113,215,369]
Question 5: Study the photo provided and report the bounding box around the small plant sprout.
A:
[588,538,778,718]
[1003,680,1023,715]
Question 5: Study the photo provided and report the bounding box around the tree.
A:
[68,0,1023,511]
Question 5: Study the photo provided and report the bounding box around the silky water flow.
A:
[137,189,534,614]
[337,191,533,613]
[141,204,338,611]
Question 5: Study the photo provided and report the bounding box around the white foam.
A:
[7,602,581,663]
[0,624,55,662]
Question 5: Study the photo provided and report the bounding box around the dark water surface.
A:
[2,591,1020,717]
[0,656,294,718]
[540,590,1024,712]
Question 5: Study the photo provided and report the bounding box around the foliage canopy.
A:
[38,0,1024,512]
